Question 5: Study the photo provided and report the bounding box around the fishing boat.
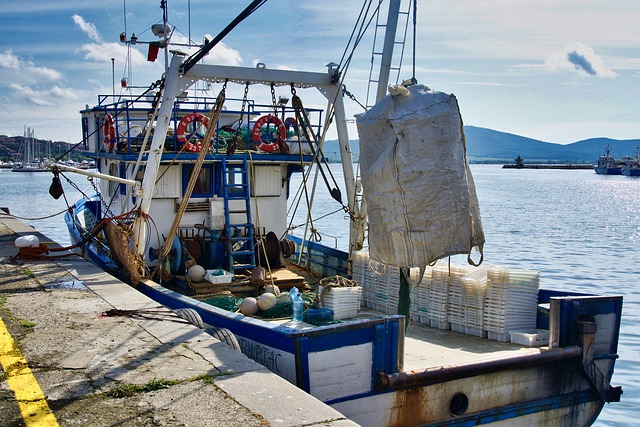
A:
[53,1,622,425]
[594,145,623,175]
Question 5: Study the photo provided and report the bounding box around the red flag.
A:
[147,43,160,62]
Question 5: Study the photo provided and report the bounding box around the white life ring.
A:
[177,113,210,152]
[252,115,285,153]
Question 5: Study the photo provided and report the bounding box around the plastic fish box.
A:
[204,269,234,284]
[318,285,362,320]
[509,329,549,347]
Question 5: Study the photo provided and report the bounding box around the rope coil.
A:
[317,275,358,308]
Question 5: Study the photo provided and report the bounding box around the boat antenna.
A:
[181,0,268,74]
[123,0,127,44]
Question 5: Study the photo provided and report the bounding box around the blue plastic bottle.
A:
[290,288,303,322]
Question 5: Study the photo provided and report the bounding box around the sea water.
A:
[2,164,639,426]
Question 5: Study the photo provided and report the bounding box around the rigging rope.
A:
[291,92,347,212]
[181,0,267,73]
[5,209,68,222]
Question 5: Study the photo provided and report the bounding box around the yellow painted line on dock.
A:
[0,316,59,427]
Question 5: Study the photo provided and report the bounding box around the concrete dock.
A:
[0,212,358,427]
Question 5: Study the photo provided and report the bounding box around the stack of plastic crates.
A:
[410,267,431,324]
[446,264,480,334]
[427,262,454,329]
[352,250,430,320]
[352,251,370,307]
[352,250,399,313]
[483,266,540,341]
[456,268,489,337]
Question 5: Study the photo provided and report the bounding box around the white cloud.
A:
[77,42,146,65]
[171,32,243,66]
[0,49,62,81]
[0,50,20,69]
[9,83,81,106]
[544,42,617,78]
[72,14,102,43]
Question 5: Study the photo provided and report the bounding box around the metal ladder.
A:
[365,0,413,109]
[221,158,255,273]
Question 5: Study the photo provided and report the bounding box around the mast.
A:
[345,0,402,256]
[132,53,186,256]
[376,0,402,103]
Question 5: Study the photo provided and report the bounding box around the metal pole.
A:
[111,58,115,100]
[376,0,401,103]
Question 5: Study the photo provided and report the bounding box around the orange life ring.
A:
[177,113,210,152]
[103,113,116,152]
[252,115,285,153]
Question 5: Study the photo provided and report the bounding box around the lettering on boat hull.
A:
[237,337,296,384]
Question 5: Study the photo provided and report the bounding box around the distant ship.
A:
[621,148,640,177]
[594,146,623,175]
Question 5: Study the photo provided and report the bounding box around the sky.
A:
[0,0,639,147]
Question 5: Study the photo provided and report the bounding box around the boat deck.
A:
[400,319,543,371]
[189,264,545,372]
[220,303,545,372]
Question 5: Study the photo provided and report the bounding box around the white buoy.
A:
[187,265,206,282]
[239,297,259,316]
[15,235,40,248]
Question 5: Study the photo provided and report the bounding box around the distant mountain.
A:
[320,126,640,164]
[463,126,639,164]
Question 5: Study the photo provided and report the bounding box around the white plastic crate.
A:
[318,285,362,320]
[203,269,234,284]
[509,329,549,347]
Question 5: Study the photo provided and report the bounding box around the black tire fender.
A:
[204,326,241,351]
[172,308,205,329]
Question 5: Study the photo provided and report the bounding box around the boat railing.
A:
[89,94,325,157]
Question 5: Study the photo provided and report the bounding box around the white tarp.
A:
[356,84,484,269]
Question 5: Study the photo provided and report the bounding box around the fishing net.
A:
[203,292,338,325]
[202,295,242,312]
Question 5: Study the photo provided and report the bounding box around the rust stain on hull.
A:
[387,386,430,427]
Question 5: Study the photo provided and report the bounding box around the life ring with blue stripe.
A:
[252,114,285,153]
[177,113,210,152]
[103,113,116,153]
[284,117,298,133]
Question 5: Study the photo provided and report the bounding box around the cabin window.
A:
[182,164,213,197]
[224,164,247,196]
